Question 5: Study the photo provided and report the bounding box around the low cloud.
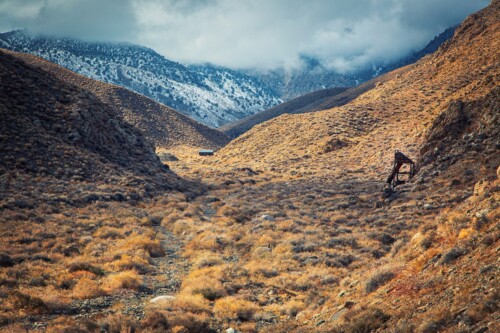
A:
[0,0,137,42]
[0,0,490,72]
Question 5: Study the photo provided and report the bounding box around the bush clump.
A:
[365,271,396,293]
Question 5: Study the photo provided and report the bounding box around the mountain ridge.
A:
[0,30,281,127]
[4,48,230,150]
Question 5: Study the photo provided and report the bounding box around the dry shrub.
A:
[172,326,189,333]
[281,300,306,317]
[141,310,170,331]
[439,247,466,265]
[181,266,225,301]
[162,212,183,226]
[185,232,231,255]
[437,212,472,241]
[465,289,499,323]
[71,276,105,299]
[365,269,396,294]
[103,270,143,292]
[106,253,151,273]
[45,316,90,332]
[458,227,474,239]
[173,293,210,313]
[256,234,277,247]
[246,260,278,278]
[171,219,194,236]
[219,205,239,218]
[408,248,441,273]
[289,274,316,292]
[276,220,296,232]
[214,296,257,321]
[10,291,48,314]
[260,321,300,333]
[192,252,223,269]
[341,307,390,333]
[416,307,452,333]
[119,233,165,257]
[393,321,415,333]
[93,226,123,239]
[99,313,137,333]
[166,312,213,332]
[67,260,105,276]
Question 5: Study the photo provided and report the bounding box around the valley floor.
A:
[1,149,498,332]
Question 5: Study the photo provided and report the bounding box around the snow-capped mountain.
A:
[0,30,281,127]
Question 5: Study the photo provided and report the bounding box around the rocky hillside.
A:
[0,31,281,127]
[8,49,230,150]
[0,49,194,208]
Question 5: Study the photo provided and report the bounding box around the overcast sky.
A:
[0,0,490,72]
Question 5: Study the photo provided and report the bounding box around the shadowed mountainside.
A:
[0,31,281,127]
[0,49,196,208]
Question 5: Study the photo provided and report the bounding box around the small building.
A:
[199,149,214,156]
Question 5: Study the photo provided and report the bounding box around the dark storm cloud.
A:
[0,0,490,71]
[0,0,138,41]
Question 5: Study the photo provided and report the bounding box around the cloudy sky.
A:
[0,0,490,72]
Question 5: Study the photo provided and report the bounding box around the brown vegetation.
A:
[0,1,498,332]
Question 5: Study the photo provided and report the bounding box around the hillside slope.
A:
[216,1,499,181]
[221,65,411,138]
[0,49,196,208]
[220,87,349,138]
[202,2,499,331]
[3,49,230,150]
[0,31,281,127]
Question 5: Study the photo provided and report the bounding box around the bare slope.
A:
[0,49,191,208]
[3,49,229,150]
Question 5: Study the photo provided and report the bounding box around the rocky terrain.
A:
[0,31,281,127]
[0,1,498,333]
